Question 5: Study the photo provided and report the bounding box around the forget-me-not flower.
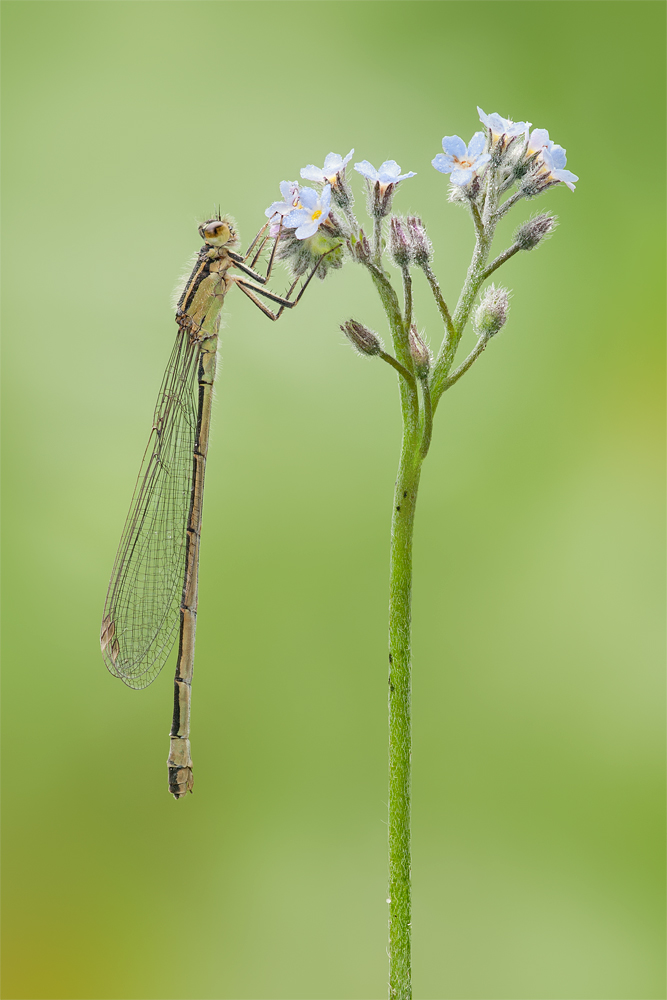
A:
[354,159,416,192]
[284,184,332,240]
[526,128,578,191]
[432,132,491,186]
[265,181,301,220]
[478,107,531,140]
[542,145,578,191]
[301,150,354,186]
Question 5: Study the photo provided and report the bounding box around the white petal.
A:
[301,165,324,182]
[442,135,467,158]
[467,131,487,157]
[298,186,319,210]
[354,160,378,181]
[295,220,319,239]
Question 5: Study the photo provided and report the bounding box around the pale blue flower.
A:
[477,106,531,139]
[526,128,551,156]
[354,159,416,190]
[526,128,578,192]
[542,145,578,192]
[265,180,300,219]
[301,149,354,185]
[432,132,491,186]
[284,184,332,239]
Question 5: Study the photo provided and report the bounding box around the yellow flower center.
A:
[312,209,322,221]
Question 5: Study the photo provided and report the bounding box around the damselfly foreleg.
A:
[233,246,338,320]
[229,219,284,285]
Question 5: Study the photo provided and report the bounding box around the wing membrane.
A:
[101,325,200,689]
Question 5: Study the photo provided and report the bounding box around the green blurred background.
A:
[2,2,664,998]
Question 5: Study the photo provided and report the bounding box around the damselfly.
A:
[101,215,327,798]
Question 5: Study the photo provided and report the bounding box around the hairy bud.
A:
[331,173,354,213]
[346,229,372,264]
[520,172,558,199]
[406,216,432,266]
[408,324,431,375]
[341,319,383,357]
[389,216,412,268]
[514,213,557,251]
[365,180,398,220]
[474,284,509,339]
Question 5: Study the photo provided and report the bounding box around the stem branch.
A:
[481,243,520,280]
[380,351,418,394]
[442,335,489,391]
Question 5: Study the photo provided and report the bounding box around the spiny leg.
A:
[262,217,284,282]
[240,222,269,263]
[233,247,335,321]
[229,220,284,286]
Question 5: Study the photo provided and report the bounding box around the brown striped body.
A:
[166,245,235,798]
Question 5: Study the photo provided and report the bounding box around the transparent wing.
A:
[101,325,200,689]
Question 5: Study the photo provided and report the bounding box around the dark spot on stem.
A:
[403,490,407,498]
[389,682,395,692]
[388,653,392,664]
[396,505,401,512]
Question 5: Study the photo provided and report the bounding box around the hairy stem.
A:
[430,204,497,408]
[388,425,421,1000]
[421,263,455,340]
[373,217,384,265]
[442,334,489,391]
[365,259,424,998]
[402,270,413,332]
[481,242,520,280]
[419,375,433,459]
[367,262,419,430]
[380,351,418,393]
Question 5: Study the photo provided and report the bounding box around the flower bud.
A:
[408,324,431,375]
[474,284,509,339]
[406,216,432,266]
[366,179,397,219]
[331,173,354,212]
[341,319,383,357]
[346,229,371,264]
[389,216,412,269]
[514,212,557,251]
[520,172,557,199]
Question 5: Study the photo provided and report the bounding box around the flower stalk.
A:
[261,113,577,998]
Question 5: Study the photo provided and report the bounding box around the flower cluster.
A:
[260,109,576,285]
[431,107,578,198]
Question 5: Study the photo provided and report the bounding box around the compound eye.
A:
[198,220,231,245]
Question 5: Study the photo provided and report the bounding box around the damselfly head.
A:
[198,216,238,248]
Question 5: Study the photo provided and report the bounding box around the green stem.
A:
[373,217,383,265]
[442,334,489,391]
[366,262,419,430]
[421,263,455,340]
[419,374,433,459]
[380,351,418,394]
[481,242,520,280]
[430,207,497,408]
[365,260,423,998]
[402,269,413,332]
[388,427,421,1000]
[494,189,524,219]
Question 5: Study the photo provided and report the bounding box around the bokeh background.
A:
[2,2,664,998]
